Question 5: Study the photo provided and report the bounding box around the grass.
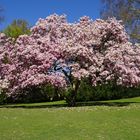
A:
[0,97,140,140]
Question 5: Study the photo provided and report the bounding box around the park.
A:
[0,0,140,140]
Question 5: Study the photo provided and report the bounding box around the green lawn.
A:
[0,97,140,140]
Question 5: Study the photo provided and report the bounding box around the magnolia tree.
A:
[0,14,140,106]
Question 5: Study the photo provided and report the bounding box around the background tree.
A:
[3,19,30,39]
[100,0,140,43]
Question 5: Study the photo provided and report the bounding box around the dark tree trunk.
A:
[67,90,76,107]
[67,80,80,107]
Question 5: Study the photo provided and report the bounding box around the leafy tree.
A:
[101,0,140,43]
[3,19,30,39]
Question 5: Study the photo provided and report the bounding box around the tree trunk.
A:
[67,80,80,107]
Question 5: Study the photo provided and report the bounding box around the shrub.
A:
[76,80,140,102]
[0,89,7,104]
[7,85,64,103]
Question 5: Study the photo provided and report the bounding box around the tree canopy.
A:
[0,14,140,106]
[3,19,30,39]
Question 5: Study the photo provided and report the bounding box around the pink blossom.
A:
[0,14,140,97]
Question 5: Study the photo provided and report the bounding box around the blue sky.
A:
[0,0,101,30]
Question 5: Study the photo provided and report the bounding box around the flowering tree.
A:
[0,14,140,106]
[58,16,140,105]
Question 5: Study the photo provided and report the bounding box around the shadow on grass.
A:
[0,101,140,109]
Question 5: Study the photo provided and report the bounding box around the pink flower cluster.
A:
[0,77,9,90]
[0,14,140,97]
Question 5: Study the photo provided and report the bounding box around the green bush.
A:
[0,89,7,104]
[7,85,64,103]
[4,80,140,104]
[76,80,140,102]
